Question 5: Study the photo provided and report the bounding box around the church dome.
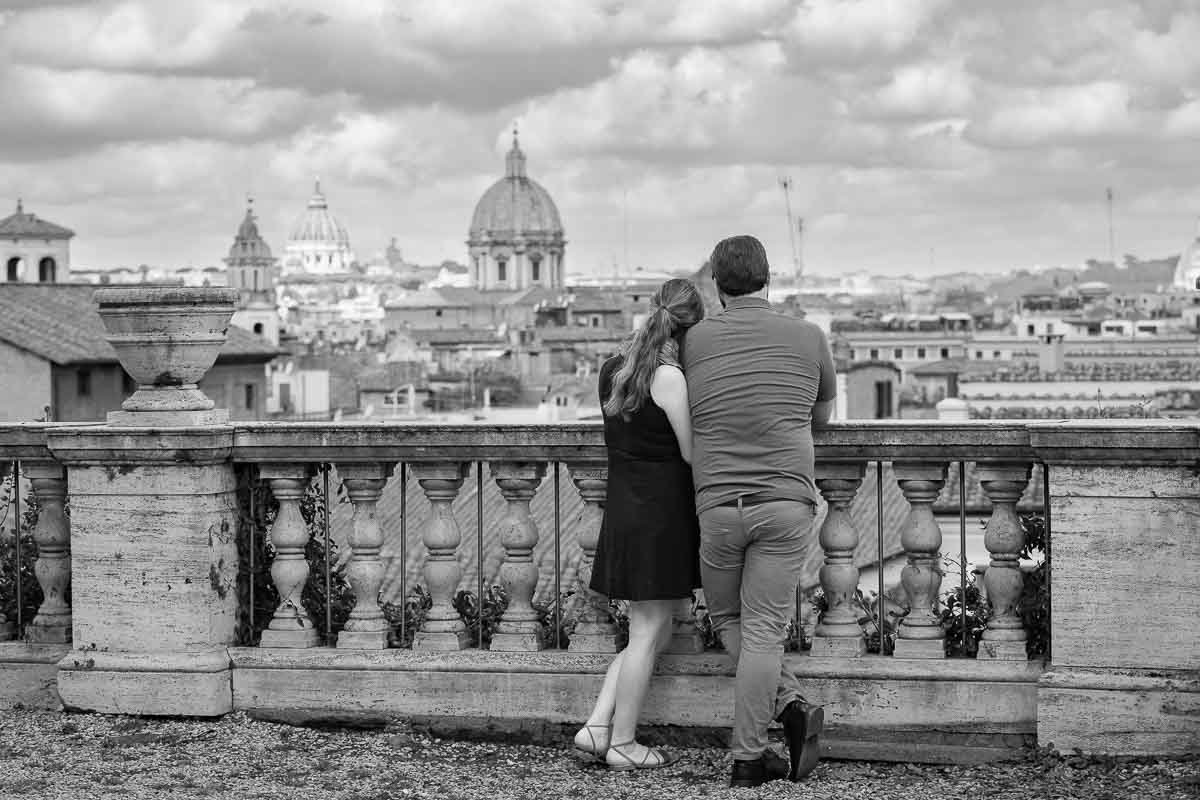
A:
[289,180,350,246]
[1173,218,1200,291]
[469,134,563,240]
[227,202,273,262]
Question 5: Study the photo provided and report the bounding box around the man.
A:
[681,234,835,788]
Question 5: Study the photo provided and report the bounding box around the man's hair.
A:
[709,235,770,296]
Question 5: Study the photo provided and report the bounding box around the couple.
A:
[573,234,837,788]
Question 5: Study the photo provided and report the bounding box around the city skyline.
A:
[2,1,1200,276]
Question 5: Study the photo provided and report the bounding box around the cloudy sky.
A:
[2,0,1200,277]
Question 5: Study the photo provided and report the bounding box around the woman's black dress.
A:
[590,355,702,601]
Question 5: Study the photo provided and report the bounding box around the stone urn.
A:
[94,287,239,420]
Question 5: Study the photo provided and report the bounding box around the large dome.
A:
[469,137,563,238]
[289,180,350,245]
[1174,218,1200,291]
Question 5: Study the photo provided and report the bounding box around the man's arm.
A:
[812,328,837,428]
[812,399,833,429]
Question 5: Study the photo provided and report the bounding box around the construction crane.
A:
[779,177,803,284]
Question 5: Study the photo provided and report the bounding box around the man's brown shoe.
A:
[778,700,823,781]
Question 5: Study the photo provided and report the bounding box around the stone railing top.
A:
[0,423,103,462]
[1,420,1197,467]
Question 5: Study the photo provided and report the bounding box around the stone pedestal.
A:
[1030,422,1200,755]
[47,427,238,716]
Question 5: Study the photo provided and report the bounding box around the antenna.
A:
[622,186,629,277]
[779,177,802,284]
[1106,187,1117,268]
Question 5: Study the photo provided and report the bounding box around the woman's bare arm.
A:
[650,364,693,464]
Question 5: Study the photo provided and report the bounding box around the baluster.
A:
[259,464,320,648]
[490,461,547,651]
[893,462,948,658]
[565,462,618,653]
[812,462,867,657]
[411,462,470,651]
[337,463,393,649]
[24,463,72,643]
[977,463,1032,660]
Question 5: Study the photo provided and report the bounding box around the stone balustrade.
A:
[1,419,1197,758]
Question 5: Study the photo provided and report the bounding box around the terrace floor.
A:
[1,708,1196,800]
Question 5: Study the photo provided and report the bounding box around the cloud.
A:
[1,0,1200,276]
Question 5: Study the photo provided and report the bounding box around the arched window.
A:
[38,257,56,283]
[5,257,20,281]
[253,322,264,335]
[497,259,507,283]
[530,257,541,282]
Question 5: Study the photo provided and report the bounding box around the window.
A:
[993,350,1001,359]
[975,350,983,359]
[917,347,926,359]
[244,384,256,410]
[38,257,55,283]
[435,309,443,318]
[497,260,507,282]
[869,348,879,360]
[591,316,601,327]
[531,258,541,282]
[253,322,264,335]
[77,369,92,397]
[849,349,856,360]
[873,381,893,419]
[893,348,903,359]
[1027,324,1035,336]
[5,257,19,281]
[940,347,949,359]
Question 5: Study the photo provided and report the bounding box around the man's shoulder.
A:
[763,309,827,339]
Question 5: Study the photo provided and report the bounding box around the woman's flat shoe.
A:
[573,724,611,762]
[606,740,678,771]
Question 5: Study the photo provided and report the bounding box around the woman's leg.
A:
[607,599,674,760]
[584,650,624,727]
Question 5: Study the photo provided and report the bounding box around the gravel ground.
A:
[0,708,1197,800]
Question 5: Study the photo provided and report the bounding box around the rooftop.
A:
[0,199,74,240]
[0,283,280,365]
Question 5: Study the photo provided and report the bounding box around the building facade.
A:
[467,130,566,292]
[1,200,74,283]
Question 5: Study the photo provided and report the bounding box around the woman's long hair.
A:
[603,278,705,420]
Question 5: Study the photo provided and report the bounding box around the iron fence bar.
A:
[553,461,562,650]
[399,462,408,648]
[476,460,484,650]
[1042,464,1052,663]
[959,461,968,654]
[13,460,21,633]
[876,460,886,655]
[248,467,255,641]
[323,463,332,645]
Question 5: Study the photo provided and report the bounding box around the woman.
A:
[573,277,705,771]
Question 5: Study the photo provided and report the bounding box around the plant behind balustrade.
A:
[0,473,45,637]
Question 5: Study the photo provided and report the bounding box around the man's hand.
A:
[812,399,833,429]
